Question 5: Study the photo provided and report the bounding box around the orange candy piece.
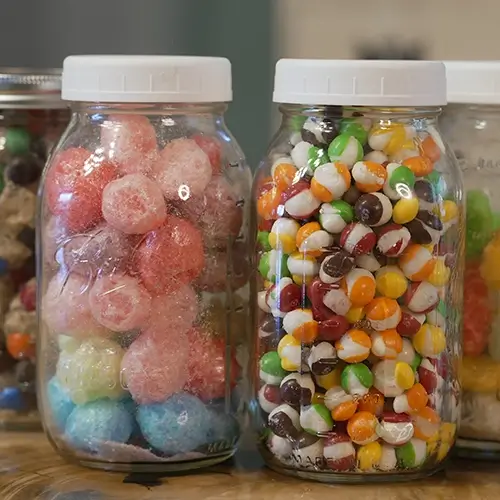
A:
[257,186,282,220]
[332,400,358,421]
[296,222,323,257]
[6,333,35,360]
[406,383,429,413]
[412,406,441,441]
[420,136,441,163]
[403,156,433,177]
[273,162,297,191]
[354,161,387,193]
[347,411,378,445]
[358,388,385,416]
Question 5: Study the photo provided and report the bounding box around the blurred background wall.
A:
[2,0,500,167]
[0,0,273,168]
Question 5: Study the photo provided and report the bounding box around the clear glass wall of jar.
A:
[252,60,463,482]
[37,56,250,471]
[0,68,68,430]
[442,61,500,459]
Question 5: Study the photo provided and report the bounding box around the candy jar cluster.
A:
[0,68,68,429]
[37,56,251,471]
[252,60,463,481]
[442,61,500,457]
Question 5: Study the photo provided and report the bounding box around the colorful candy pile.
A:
[41,115,245,460]
[460,191,500,442]
[256,113,459,474]
[0,111,67,425]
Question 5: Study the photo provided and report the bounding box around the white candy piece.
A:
[283,309,315,336]
[287,254,319,281]
[313,163,351,199]
[268,432,293,460]
[364,150,388,163]
[319,203,349,234]
[300,406,332,434]
[323,288,352,316]
[284,189,321,219]
[324,386,354,411]
[308,342,337,374]
[372,360,405,397]
[376,420,414,445]
[268,404,301,436]
[298,229,333,254]
[379,445,398,471]
[355,252,383,272]
[291,141,313,170]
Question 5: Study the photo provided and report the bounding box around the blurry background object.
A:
[0,0,273,168]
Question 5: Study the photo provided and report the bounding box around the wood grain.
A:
[0,432,498,499]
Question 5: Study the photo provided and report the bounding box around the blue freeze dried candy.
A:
[47,376,75,430]
[137,392,210,455]
[65,399,133,451]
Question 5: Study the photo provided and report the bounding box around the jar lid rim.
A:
[273,59,447,107]
[445,61,500,104]
[62,55,233,103]
[0,67,64,108]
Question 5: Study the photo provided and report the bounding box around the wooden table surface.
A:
[0,432,499,500]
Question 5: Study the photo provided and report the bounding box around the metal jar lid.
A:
[0,68,64,109]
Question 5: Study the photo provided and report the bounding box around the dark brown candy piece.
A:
[301,117,337,147]
[319,248,355,283]
[343,185,362,206]
[268,405,300,439]
[308,342,338,375]
[414,179,436,204]
[280,374,313,407]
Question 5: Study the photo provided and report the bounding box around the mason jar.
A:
[442,61,500,459]
[0,68,68,430]
[252,59,463,482]
[38,56,251,471]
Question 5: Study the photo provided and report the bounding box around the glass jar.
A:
[442,61,500,459]
[37,56,251,471]
[252,60,463,482]
[0,68,68,430]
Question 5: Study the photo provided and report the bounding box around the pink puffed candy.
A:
[121,329,189,404]
[56,223,133,276]
[42,273,110,338]
[89,273,152,332]
[153,138,213,200]
[186,327,239,401]
[45,148,118,232]
[135,216,204,295]
[195,241,249,292]
[182,175,243,247]
[102,173,167,234]
[101,114,158,175]
[192,134,222,173]
[147,283,198,335]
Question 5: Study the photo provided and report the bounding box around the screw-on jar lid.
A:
[445,61,500,104]
[0,67,63,109]
[62,55,232,103]
[273,59,446,107]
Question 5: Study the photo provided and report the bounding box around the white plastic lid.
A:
[62,55,232,103]
[445,61,500,104]
[273,59,446,107]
